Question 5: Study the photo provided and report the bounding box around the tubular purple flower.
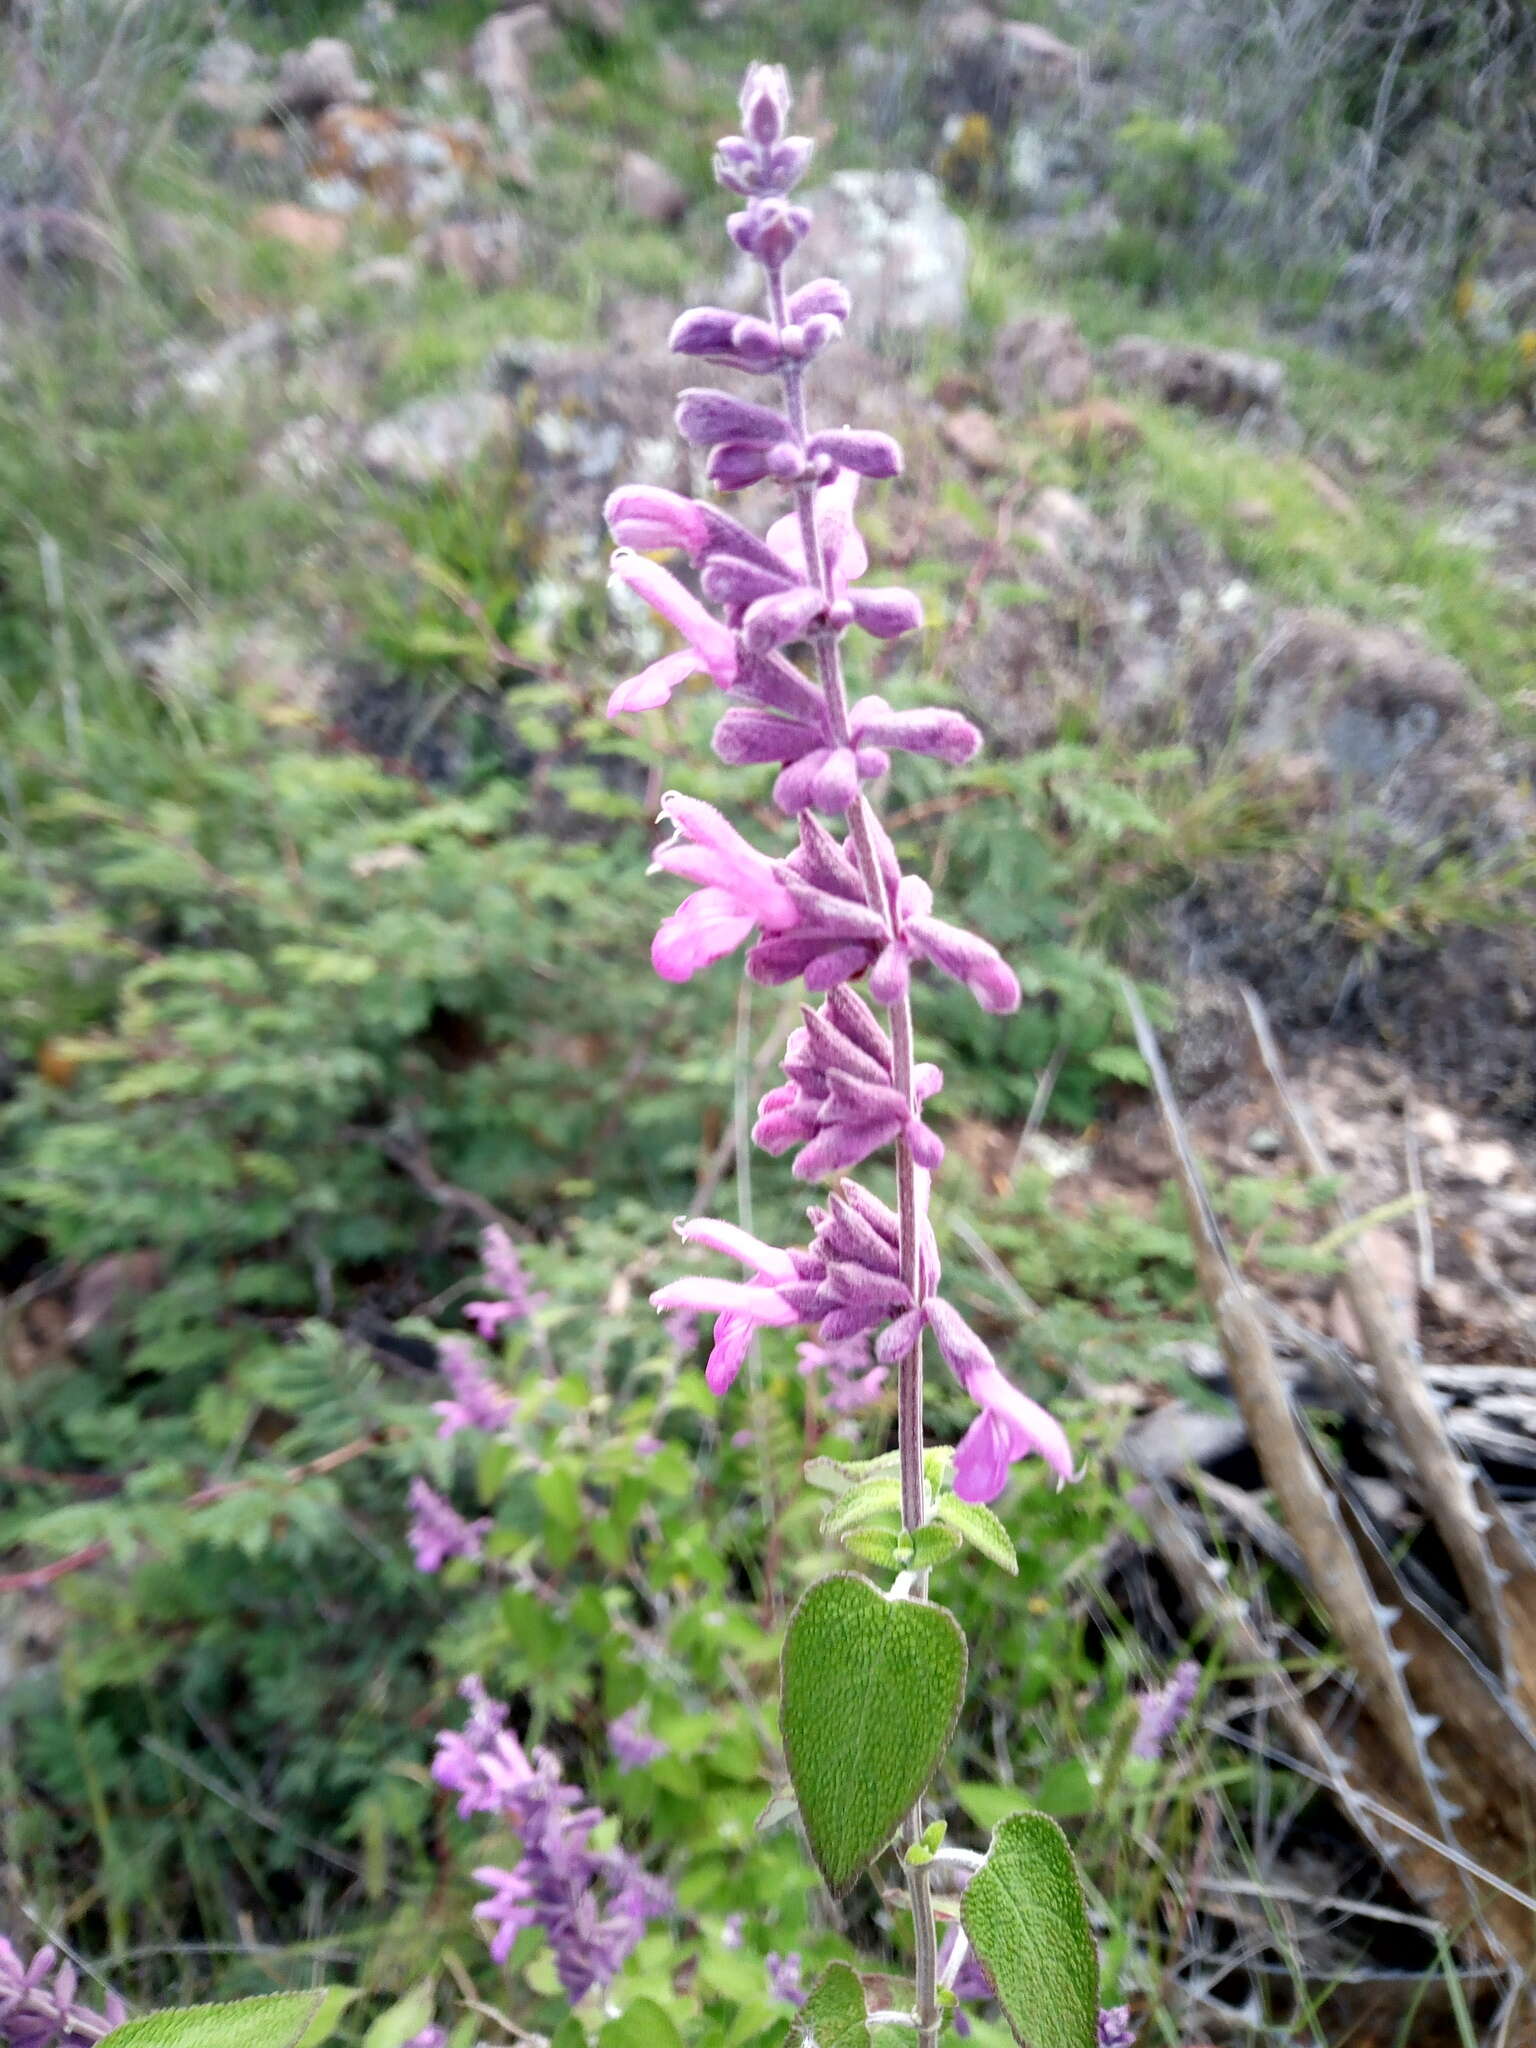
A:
[609,1706,667,1773]
[1098,2008,1138,2048]
[675,388,790,451]
[805,427,904,478]
[433,1336,517,1438]
[0,1939,126,2047]
[952,1360,1075,1502]
[649,793,798,981]
[850,698,982,765]
[604,485,710,557]
[608,550,738,715]
[787,277,851,322]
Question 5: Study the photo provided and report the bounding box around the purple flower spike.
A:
[433,1337,517,1439]
[610,1705,668,1773]
[1131,1661,1200,1761]
[0,1938,126,2047]
[649,792,799,982]
[675,388,790,451]
[407,1477,490,1574]
[1098,2008,1138,2048]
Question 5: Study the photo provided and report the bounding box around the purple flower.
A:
[649,792,799,983]
[754,983,945,1180]
[607,551,739,715]
[1131,1661,1200,1761]
[407,1478,490,1574]
[432,1676,536,1818]
[433,1337,516,1439]
[650,1217,806,1395]
[403,2030,447,2048]
[765,1952,806,2008]
[797,1331,888,1414]
[721,1912,746,1950]
[1098,2008,1138,2048]
[0,1939,126,2047]
[435,1682,670,2004]
[609,1706,667,1774]
[464,1225,546,1340]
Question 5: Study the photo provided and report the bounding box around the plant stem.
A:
[767,257,942,2048]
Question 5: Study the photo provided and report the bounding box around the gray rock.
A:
[783,171,970,340]
[417,215,525,292]
[990,311,1091,412]
[921,4,1082,128]
[617,151,690,227]
[272,38,370,119]
[1106,335,1286,421]
[361,391,514,486]
[471,13,536,147]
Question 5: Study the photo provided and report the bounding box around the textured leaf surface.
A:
[780,1573,967,1895]
[599,1996,684,2047]
[779,1962,868,2047]
[961,1813,1099,2048]
[932,1493,1018,1574]
[821,1477,904,1537]
[839,1524,963,1571]
[103,1991,342,2048]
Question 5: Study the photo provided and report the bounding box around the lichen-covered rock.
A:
[616,151,690,227]
[990,310,1091,412]
[418,214,525,291]
[361,390,514,485]
[1106,335,1287,421]
[775,171,970,340]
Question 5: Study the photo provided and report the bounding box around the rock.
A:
[1106,335,1286,421]
[922,7,1082,129]
[418,214,525,291]
[226,125,293,166]
[258,412,345,488]
[159,312,309,408]
[617,150,689,227]
[361,391,514,486]
[990,310,1090,412]
[1019,485,1104,561]
[191,35,266,119]
[1043,397,1142,454]
[352,253,420,292]
[781,171,970,340]
[309,106,490,221]
[471,12,536,146]
[249,203,349,258]
[941,405,1008,472]
[271,38,370,119]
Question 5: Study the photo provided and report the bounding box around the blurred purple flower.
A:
[436,1680,671,2004]
[403,2030,446,2048]
[765,1952,806,2008]
[0,1938,125,2047]
[796,1332,888,1414]
[1098,2007,1137,2047]
[1131,1661,1200,1761]
[609,1707,666,1773]
[465,1225,546,1340]
[407,1478,489,1574]
[433,1337,516,1440]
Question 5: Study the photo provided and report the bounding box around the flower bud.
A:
[738,61,791,146]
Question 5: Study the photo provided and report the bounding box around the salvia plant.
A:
[594,61,1126,2048]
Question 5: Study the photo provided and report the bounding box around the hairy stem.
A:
[766,256,941,2048]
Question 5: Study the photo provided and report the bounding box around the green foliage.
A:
[1111,116,1237,236]
[961,1814,1100,2048]
[103,1989,350,2048]
[781,1964,868,2047]
[779,1574,967,1896]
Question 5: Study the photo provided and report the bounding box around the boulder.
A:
[471,12,537,147]
[418,214,525,291]
[361,391,515,486]
[1106,335,1286,421]
[270,38,369,119]
[990,310,1090,412]
[783,171,970,340]
[922,5,1082,128]
[617,151,690,227]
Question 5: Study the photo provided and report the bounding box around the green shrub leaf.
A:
[780,1573,967,1896]
[779,1962,868,2047]
[931,1494,1019,1574]
[599,1996,684,2047]
[961,1813,1099,2048]
[103,1990,349,2048]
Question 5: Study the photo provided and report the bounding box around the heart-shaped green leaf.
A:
[780,1572,967,1896]
[104,1990,349,2048]
[961,1812,1099,2048]
[932,1493,1018,1575]
[779,1962,868,2047]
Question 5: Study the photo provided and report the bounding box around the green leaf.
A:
[103,1990,347,2048]
[961,1813,1099,2048]
[780,1573,967,1896]
[780,1962,868,2047]
[363,1985,436,2048]
[839,1525,964,1571]
[600,1996,684,2047]
[932,1495,1019,1575]
[821,1477,904,1537]
[804,1448,952,1498]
